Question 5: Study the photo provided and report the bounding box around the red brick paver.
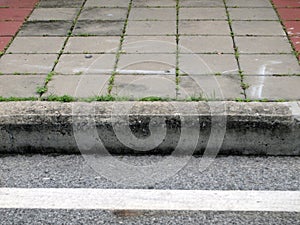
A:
[272,0,300,8]
[0,37,10,51]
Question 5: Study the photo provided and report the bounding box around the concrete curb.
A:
[0,101,299,155]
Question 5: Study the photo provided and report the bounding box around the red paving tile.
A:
[272,0,300,8]
[291,36,300,52]
[0,21,22,36]
[284,21,300,36]
[0,8,32,21]
[0,37,10,51]
[277,8,300,21]
[0,0,38,8]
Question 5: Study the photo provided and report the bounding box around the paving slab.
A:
[85,0,130,8]
[64,36,120,53]
[179,36,234,54]
[239,54,300,75]
[178,75,243,100]
[54,54,116,75]
[291,37,300,53]
[179,8,227,20]
[28,8,79,21]
[18,21,72,36]
[73,21,124,36]
[179,21,231,35]
[0,21,22,36]
[235,37,293,54]
[37,0,84,8]
[231,21,286,36]
[46,75,110,98]
[0,0,38,8]
[178,54,239,75]
[78,8,128,21]
[0,54,57,74]
[272,0,300,8]
[112,75,176,99]
[0,8,32,21]
[0,37,10,51]
[129,8,175,21]
[228,8,279,21]
[245,76,300,100]
[7,37,66,53]
[0,75,45,97]
[132,0,176,7]
[179,0,224,7]
[284,21,300,37]
[225,0,273,8]
[277,8,300,21]
[126,21,176,36]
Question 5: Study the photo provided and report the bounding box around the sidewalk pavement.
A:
[0,0,299,101]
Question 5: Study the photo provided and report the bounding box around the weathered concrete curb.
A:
[0,101,299,155]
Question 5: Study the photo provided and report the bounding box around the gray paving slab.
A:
[228,8,279,21]
[37,0,84,8]
[245,76,300,100]
[54,54,116,75]
[73,21,124,36]
[85,0,130,7]
[0,75,46,98]
[128,8,175,21]
[18,21,72,36]
[112,75,176,99]
[225,0,273,8]
[117,54,176,75]
[126,21,176,36]
[132,0,176,7]
[179,36,234,54]
[178,75,243,100]
[0,54,57,74]
[28,8,79,21]
[179,8,227,20]
[46,75,110,97]
[78,8,128,21]
[7,37,66,54]
[180,0,225,7]
[64,37,120,53]
[235,37,293,54]
[231,21,286,36]
[239,54,300,75]
[179,21,231,35]
[178,54,239,75]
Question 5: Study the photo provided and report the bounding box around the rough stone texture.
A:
[225,0,273,8]
[179,21,231,35]
[0,75,46,97]
[78,8,128,21]
[180,0,224,7]
[37,0,84,8]
[73,21,124,36]
[126,21,176,36]
[239,54,300,75]
[245,76,300,100]
[0,54,57,74]
[28,8,79,21]
[54,54,116,75]
[46,75,110,97]
[228,8,279,21]
[129,8,175,21]
[85,0,131,7]
[18,21,72,36]
[231,21,286,36]
[64,37,120,53]
[180,8,227,20]
[7,37,66,53]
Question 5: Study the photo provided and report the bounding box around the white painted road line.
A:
[0,189,300,212]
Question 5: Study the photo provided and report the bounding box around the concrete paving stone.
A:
[272,0,300,8]
[7,37,66,53]
[231,21,286,36]
[228,8,279,21]
[284,21,300,37]
[0,37,10,51]
[78,8,128,21]
[239,54,300,75]
[46,75,110,97]
[0,54,57,74]
[73,21,124,36]
[178,54,239,75]
[85,0,130,7]
[132,0,176,7]
[0,21,22,36]
[178,75,243,100]
[179,21,231,35]
[122,36,176,53]
[129,8,175,21]
[54,54,116,75]
[0,8,32,21]
[179,8,227,20]
[126,21,176,35]
[37,0,84,8]
[180,0,225,7]
[64,36,120,53]
[18,21,72,36]
[235,37,293,54]
[276,8,300,21]
[112,75,176,99]
[117,54,176,75]
[0,75,45,97]
[28,8,79,21]
[179,36,234,54]
[245,76,300,100]
[225,0,273,8]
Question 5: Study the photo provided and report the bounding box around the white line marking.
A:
[0,189,299,212]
